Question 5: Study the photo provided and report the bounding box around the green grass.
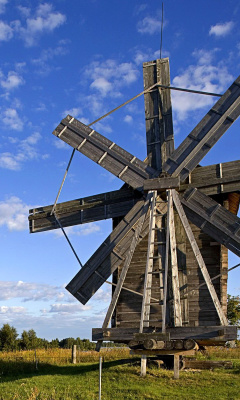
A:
[0,349,239,399]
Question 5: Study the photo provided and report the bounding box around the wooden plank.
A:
[172,189,228,325]
[169,190,182,326]
[143,176,180,191]
[143,58,174,171]
[163,75,240,181]
[53,115,157,190]
[174,354,180,379]
[180,187,240,257]
[179,160,240,195]
[92,325,237,342]
[29,188,142,233]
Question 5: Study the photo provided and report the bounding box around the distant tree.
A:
[0,324,18,351]
[227,295,240,326]
[49,338,59,348]
[59,337,76,349]
[20,330,30,350]
[20,329,40,350]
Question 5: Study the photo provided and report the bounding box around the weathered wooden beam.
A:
[180,187,240,257]
[92,326,237,342]
[53,115,157,190]
[28,187,142,233]
[179,160,240,195]
[143,58,174,171]
[143,176,180,192]
[163,75,240,181]
[172,189,228,326]
[169,190,182,327]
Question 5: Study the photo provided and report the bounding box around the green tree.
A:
[20,330,30,350]
[0,324,18,351]
[227,294,240,326]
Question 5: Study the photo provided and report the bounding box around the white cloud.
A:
[85,59,139,98]
[0,70,25,91]
[124,115,133,124]
[0,0,7,14]
[0,20,13,41]
[0,197,30,231]
[90,77,112,96]
[17,5,31,18]
[2,108,23,130]
[0,306,26,314]
[31,42,69,75]
[16,3,66,46]
[53,139,69,150]
[134,48,160,65]
[209,21,234,37]
[54,223,101,238]
[171,50,233,121]
[0,280,66,302]
[49,303,91,314]
[62,107,82,119]
[137,16,161,35]
[0,131,45,170]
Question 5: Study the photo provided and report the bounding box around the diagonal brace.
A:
[172,189,228,325]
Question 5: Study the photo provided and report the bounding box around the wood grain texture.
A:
[53,115,157,190]
[143,58,174,171]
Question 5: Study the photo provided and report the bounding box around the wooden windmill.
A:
[29,58,240,355]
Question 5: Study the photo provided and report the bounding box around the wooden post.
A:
[174,354,180,379]
[168,190,182,326]
[72,344,77,364]
[99,356,102,400]
[143,58,174,171]
[141,355,147,377]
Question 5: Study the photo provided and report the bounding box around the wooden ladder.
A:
[140,191,167,332]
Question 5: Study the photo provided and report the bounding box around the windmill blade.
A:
[29,187,142,233]
[66,199,150,305]
[180,187,240,257]
[178,160,240,196]
[53,115,157,190]
[163,75,240,181]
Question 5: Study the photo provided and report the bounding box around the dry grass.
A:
[0,347,132,365]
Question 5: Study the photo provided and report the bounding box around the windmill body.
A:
[29,58,240,350]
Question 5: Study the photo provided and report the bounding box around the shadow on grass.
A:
[0,358,140,383]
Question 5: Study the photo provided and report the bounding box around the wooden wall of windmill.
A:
[28,57,240,377]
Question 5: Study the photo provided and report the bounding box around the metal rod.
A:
[160,2,164,59]
[53,212,83,268]
[51,148,76,215]
[156,84,222,97]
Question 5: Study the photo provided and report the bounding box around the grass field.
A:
[0,347,239,400]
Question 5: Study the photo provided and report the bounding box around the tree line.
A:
[0,324,111,352]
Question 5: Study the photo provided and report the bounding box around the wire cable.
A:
[160,2,164,59]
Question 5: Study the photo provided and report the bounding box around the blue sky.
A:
[0,0,240,341]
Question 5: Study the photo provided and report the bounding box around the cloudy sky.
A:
[0,0,240,341]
